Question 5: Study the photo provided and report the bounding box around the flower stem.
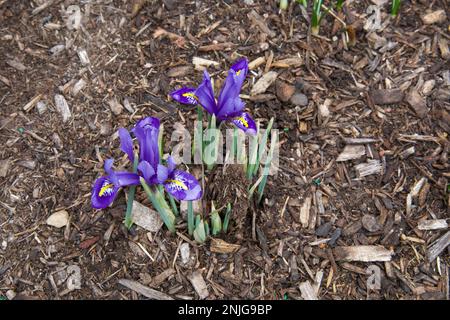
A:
[187,200,194,236]
[140,178,176,233]
[124,155,139,229]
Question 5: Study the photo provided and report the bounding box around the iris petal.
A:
[156,164,169,184]
[91,176,119,209]
[194,70,217,115]
[138,160,155,183]
[118,128,134,163]
[163,170,202,201]
[132,117,160,167]
[231,112,257,135]
[170,87,198,105]
[216,96,245,120]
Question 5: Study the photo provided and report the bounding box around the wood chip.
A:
[370,88,404,105]
[150,268,175,288]
[118,279,174,300]
[167,66,192,77]
[248,57,266,70]
[333,245,394,262]
[299,196,311,228]
[354,160,383,177]
[54,94,71,123]
[0,160,10,177]
[247,10,275,38]
[108,98,123,115]
[418,219,448,231]
[427,231,450,262]
[23,94,42,112]
[250,71,278,95]
[336,145,366,162]
[7,59,27,72]
[405,89,429,118]
[188,270,209,299]
[210,238,241,254]
[192,57,219,69]
[299,281,318,300]
[271,57,303,68]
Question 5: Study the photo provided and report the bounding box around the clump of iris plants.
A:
[91,117,202,233]
[91,59,277,244]
[170,58,277,243]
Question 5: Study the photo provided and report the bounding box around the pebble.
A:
[290,93,308,106]
[328,228,342,246]
[108,98,123,115]
[362,214,382,232]
[131,201,163,233]
[46,210,69,228]
[180,242,190,265]
[316,222,332,237]
[275,81,295,102]
[421,10,447,25]
[36,101,47,114]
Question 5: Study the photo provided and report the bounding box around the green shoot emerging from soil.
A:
[311,0,325,35]
[391,0,401,17]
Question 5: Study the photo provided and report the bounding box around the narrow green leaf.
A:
[187,201,194,236]
[124,154,140,229]
[140,178,176,233]
[222,203,232,233]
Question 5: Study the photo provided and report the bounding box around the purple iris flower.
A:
[91,117,202,209]
[91,159,140,209]
[170,58,257,135]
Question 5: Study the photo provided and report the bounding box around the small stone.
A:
[328,228,341,246]
[276,81,295,102]
[421,10,447,25]
[66,5,82,30]
[100,122,111,136]
[6,290,16,300]
[318,98,331,118]
[362,214,382,232]
[54,94,71,123]
[108,98,123,115]
[370,88,404,105]
[316,222,332,237]
[49,44,65,56]
[405,89,428,118]
[290,93,308,106]
[421,80,435,96]
[46,210,69,228]
[77,48,90,65]
[131,201,163,233]
[179,242,190,265]
[162,0,177,10]
[0,159,10,177]
[51,133,63,149]
[36,101,47,114]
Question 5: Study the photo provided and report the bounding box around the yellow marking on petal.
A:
[99,183,114,197]
[236,70,241,76]
[167,179,188,190]
[235,116,248,128]
[182,92,198,101]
